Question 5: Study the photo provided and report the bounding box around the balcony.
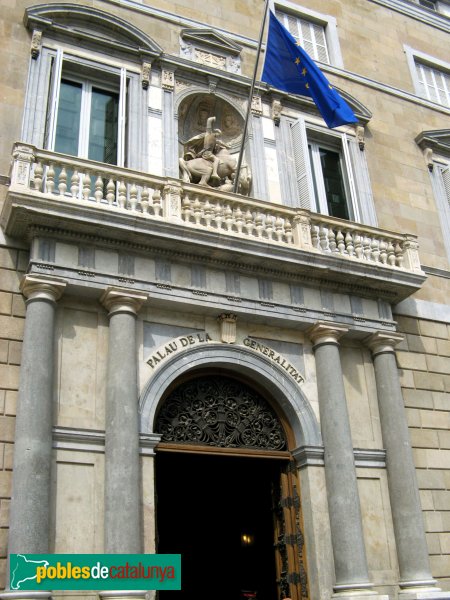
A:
[2,143,426,302]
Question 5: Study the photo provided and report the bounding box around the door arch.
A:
[152,369,311,600]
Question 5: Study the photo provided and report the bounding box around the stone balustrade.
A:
[9,143,423,274]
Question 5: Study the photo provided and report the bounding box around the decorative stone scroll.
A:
[155,375,287,450]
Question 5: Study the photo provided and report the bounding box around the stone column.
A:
[4,275,65,597]
[101,287,147,554]
[309,323,372,596]
[367,333,441,598]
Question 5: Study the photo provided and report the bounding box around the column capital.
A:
[307,322,349,348]
[20,274,66,303]
[100,287,148,316]
[365,331,404,356]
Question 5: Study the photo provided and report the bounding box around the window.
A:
[44,54,127,166]
[415,62,450,107]
[289,117,377,225]
[405,46,450,108]
[273,1,344,68]
[23,4,162,172]
[275,10,329,63]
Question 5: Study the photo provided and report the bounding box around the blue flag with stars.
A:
[261,11,358,129]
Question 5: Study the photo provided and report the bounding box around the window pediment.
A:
[25,3,163,60]
[416,129,450,156]
[180,28,242,73]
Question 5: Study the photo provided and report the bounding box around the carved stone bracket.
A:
[356,125,365,151]
[271,99,282,126]
[161,69,175,91]
[251,95,262,116]
[423,147,434,172]
[141,62,151,90]
[218,313,237,343]
[31,29,42,59]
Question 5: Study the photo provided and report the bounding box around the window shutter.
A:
[291,118,314,210]
[44,49,63,150]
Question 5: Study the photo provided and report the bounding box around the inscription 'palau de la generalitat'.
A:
[146,334,305,385]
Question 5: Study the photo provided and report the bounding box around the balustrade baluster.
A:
[58,167,67,196]
[141,187,150,215]
[204,199,213,227]
[387,240,396,266]
[82,172,91,202]
[152,189,162,216]
[214,203,223,230]
[328,228,337,253]
[129,184,138,211]
[395,242,404,268]
[255,212,264,238]
[224,204,233,232]
[181,194,192,222]
[33,162,44,191]
[106,179,115,205]
[284,218,293,244]
[311,224,319,249]
[345,231,354,256]
[244,210,254,236]
[71,170,79,199]
[336,229,345,254]
[363,236,372,261]
[193,197,202,225]
[275,215,284,242]
[265,214,274,240]
[371,238,380,262]
[379,238,388,264]
[354,233,363,259]
[235,206,244,234]
[46,163,55,194]
[319,224,328,251]
[94,175,103,204]
[118,180,126,209]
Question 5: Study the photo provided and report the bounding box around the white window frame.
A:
[289,116,377,224]
[430,158,450,262]
[274,0,344,68]
[404,45,450,108]
[23,45,145,171]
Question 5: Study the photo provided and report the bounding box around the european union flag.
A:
[261,11,358,129]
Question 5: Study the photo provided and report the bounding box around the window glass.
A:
[320,147,349,220]
[89,87,119,164]
[54,80,82,156]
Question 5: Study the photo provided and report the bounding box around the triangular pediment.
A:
[181,28,242,55]
[25,3,163,60]
[416,130,450,157]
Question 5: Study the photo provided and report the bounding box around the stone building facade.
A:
[0,0,449,600]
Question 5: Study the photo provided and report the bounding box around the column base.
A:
[333,583,389,600]
[1,593,52,600]
[399,588,450,600]
[99,591,148,600]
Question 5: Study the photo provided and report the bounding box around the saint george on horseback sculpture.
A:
[179,116,251,196]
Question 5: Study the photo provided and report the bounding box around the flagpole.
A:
[232,0,270,194]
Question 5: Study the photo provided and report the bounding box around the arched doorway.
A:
[154,372,309,600]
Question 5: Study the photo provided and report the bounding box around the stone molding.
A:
[100,287,148,316]
[20,274,66,304]
[52,427,162,456]
[365,331,405,356]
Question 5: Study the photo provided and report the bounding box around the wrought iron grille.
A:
[155,375,287,450]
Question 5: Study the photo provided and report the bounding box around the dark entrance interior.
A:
[156,451,283,600]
